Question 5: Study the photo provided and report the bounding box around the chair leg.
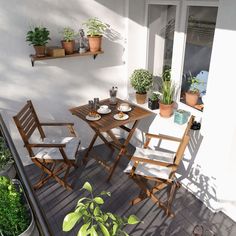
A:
[131,190,148,205]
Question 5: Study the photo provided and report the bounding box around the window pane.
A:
[181,6,218,110]
[147,5,176,85]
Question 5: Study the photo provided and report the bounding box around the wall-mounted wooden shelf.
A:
[30,51,104,67]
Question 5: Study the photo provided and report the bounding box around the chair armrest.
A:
[28,143,66,148]
[40,122,77,137]
[40,122,74,126]
[145,133,182,142]
[131,156,176,168]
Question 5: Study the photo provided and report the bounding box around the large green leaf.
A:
[62,212,82,232]
[82,182,93,193]
[99,223,110,236]
[127,215,139,225]
[94,206,101,216]
[94,197,104,204]
[112,223,118,236]
[77,222,90,236]
[90,226,98,236]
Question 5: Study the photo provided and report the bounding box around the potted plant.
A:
[83,17,108,52]
[185,73,200,107]
[26,26,50,57]
[61,27,76,55]
[0,136,15,178]
[159,68,176,117]
[148,92,160,110]
[0,176,37,236]
[130,69,153,104]
[63,182,140,235]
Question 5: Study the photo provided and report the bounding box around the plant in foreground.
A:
[63,182,140,236]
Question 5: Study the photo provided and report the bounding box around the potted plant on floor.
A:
[26,26,51,57]
[148,92,160,110]
[130,69,153,104]
[0,136,15,178]
[159,68,176,117]
[0,176,37,236]
[61,27,76,55]
[185,73,200,107]
[83,17,108,52]
[63,182,139,236]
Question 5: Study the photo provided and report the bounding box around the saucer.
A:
[117,107,132,112]
[97,108,111,114]
[113,113,129,121]
[86,114,101,121]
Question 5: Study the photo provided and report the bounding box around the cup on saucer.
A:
[97,105,110,114]
[118,103,131,112]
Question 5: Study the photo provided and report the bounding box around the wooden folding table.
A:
[70,98,153,181]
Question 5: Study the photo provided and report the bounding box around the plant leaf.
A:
[100,191,111,197]
[94,197,104,204]
[99,223,110,236]
[107,212,116,221]
[90,226,98,236]
[82,182,92,193]
[127,215,139,225]
[77,222,90,236]
[112,223,118,235]
[94,206,100,216]
[62,212,82,232]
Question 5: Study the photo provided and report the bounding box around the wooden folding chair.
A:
[13,100,81,190]
[124,115,194,217]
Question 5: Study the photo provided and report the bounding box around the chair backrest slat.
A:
[13,100,46,157]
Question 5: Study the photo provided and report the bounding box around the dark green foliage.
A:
[0,176,29,236]
[0,137,13,171]
[26,26,50,46]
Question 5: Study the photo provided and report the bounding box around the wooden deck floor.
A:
[25,143,236,236]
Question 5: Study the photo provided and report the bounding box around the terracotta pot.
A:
[88,36,102,52]
[185,91,199,107]
[61,40,75,55]
[33,45,46,57]
[136,93,147,104]
[159,102,174,118]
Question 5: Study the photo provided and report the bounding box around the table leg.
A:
[107,120,140,181]
[83,133,98,164]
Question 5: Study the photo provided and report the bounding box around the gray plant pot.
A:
[0,162,16,179]
[12,179,39,236]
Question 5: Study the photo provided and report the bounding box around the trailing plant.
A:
[26,26,50,46]
[0,137,13,171]
[83,17,108,36]
[63,182,140,236]
[0,176,29,236]
[130,69,153,94]
[61,27,76,42]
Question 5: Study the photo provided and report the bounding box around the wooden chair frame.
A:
[13,100,80,190]
[128,116,194,217]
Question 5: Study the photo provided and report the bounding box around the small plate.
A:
[113,113,129,121]
[97,108,111,114]
[117,107,132,112]
[86,114,101,121]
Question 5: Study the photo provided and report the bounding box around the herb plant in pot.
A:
[63,182,140,236]
[61,27,76,55]
[0,136,15,178]
[148,92,160,110]
[83,17,108,52]
[26,26,50,57]
[185,73,200,107]
[130,69,153,104]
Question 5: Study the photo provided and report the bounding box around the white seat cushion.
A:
[124,147,176,180]
[33,137,80,160]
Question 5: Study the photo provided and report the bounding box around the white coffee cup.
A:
[99,105,109,112]
[119,103,130,111]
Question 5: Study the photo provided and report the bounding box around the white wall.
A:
[0,0,127,165]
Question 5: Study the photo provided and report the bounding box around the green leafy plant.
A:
[61,27,76,42]
[63,182,140,236]
[187,72,200,93]
[83,17,108,36]
[130,69,153,94]
[0,137,13,171]
[0,176,29,236]
[149,92,159,101]
[160,80,175,105]
[26,26,50,46]
[162,66,171,81]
